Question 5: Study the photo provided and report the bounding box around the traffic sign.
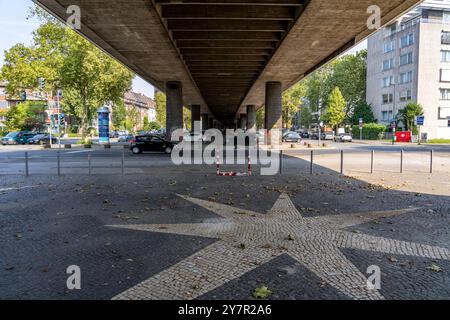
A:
[359,118,363,128]
[415,116,425,126]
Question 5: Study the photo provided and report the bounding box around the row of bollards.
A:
[24,149,126,176]
[278,149,435,175]
[21,149,435,177]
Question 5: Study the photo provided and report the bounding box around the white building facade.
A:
[367,0,450,139]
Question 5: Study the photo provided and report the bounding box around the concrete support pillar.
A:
[239,114,247,130]
[246,105,256,133]
[191,105,201,132]
[202,113,208,131]
[166,81,183,141]
[265,81,282,146]
[208,117,214,129]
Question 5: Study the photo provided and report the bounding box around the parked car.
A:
[130,135,174,154]
[118,134,134,142]
[300,131,310,139]
[282,132,302,143]
[28,134,57,145]
[321,132,335,140]
[334,133,353,143]
[183,132,203,142]
[1,131,38,145]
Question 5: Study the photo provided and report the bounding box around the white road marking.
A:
[65,150,92,154]
[0,185,39,192]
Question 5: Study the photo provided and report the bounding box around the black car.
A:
[29,134,57,145]
[130,135,174,154]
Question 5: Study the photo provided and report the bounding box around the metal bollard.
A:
[310,150,314,175]
[121,149,125,176]
[371,150,374,174]
[88,153,92,175]
[279,150,283,175]
[57,151,61,176]
[340,150,344,175]
[400,150,404,173]
[430,150,434,174]
[25,152,29,177]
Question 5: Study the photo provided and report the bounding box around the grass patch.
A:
[427,139,450,144]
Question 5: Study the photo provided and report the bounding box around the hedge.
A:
[351,123,387,140]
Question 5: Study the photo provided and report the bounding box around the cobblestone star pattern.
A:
[109,194,450,300]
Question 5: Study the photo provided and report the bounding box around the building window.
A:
[382,58,394,71]
[444,12,450,25]
[381,111,393,121]
[439,107,450,119]
[399,90,412,102]
[440,88,450,100]
[399,52,413,66]
[441,69,450,82]
[382,76,394,88]
[383,41,395,53]
[382,93,394,104]
[442,31,450,44]
[442,50,450,62]
[400,34,414,48]
[399,71,413,84]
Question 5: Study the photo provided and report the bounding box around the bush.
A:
[352,123,387,140]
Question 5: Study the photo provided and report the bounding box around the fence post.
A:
[57,151,61,176]
[340,150,344,175]
[400,150,404,173]
[121,149,125,176]
[279,150,283,175]
[371,150,374,174]
[310,150,314,175]
[430,150,433,174]
[25,152,29,177]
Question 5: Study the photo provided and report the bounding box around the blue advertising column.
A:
[98,106,110,145]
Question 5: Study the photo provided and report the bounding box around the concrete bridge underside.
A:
[36,0,422,135]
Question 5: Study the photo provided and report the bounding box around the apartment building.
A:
[367,0,450,139]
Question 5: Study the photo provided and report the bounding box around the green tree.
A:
[183,106,192,131]
[148,121,161,131]
[326,50,367,121]
[143,116,150,131]
[0,5,133,138]
[351,101,375,125]
[155,91,166,127]
[299,105,313,128]
[4,101,47,131]
[124,105,140,132]
[256,107,265,129]
[112,101,126,130]
[323,87,346,131]
[397,102,424,132]
[282,82,307,128]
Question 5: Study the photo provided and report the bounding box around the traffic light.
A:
[38,78,46,91]
[60,113,65,126]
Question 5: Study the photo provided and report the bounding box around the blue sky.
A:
[0,0,155,98]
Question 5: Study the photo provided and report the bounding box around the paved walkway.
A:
[0,164,449,300]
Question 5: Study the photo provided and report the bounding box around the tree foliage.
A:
[4,101,47,131]
[351,101,375,125]
[397,102,424,132]
[155,91,166,127]
[323,87,346,130]
[282,82,306,128]
[0,5,133,136]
